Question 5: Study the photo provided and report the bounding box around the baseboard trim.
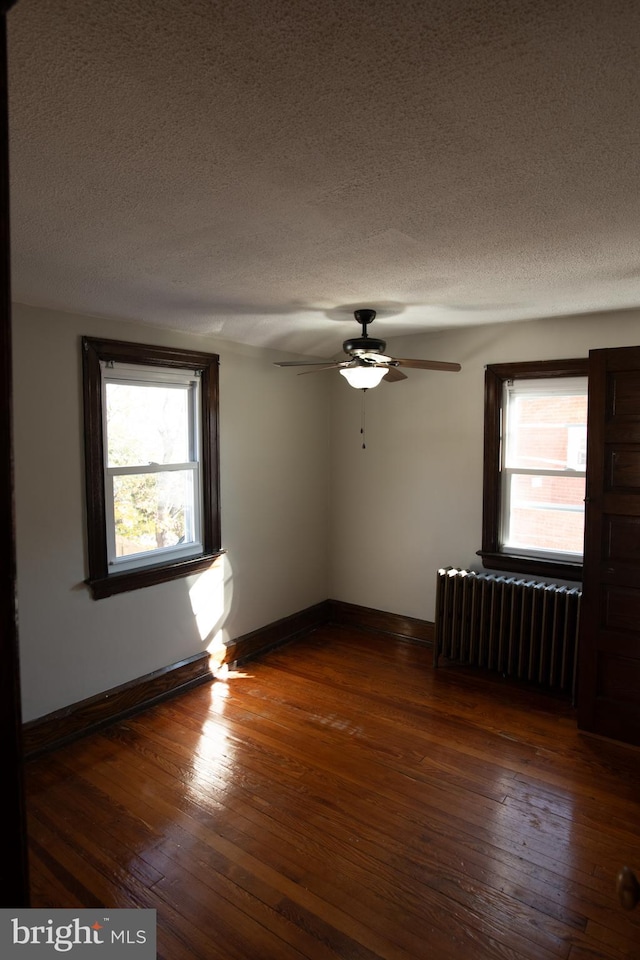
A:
[23,598,431,757]
[327,599,434,645]
[23,650,214,760]
[23,600,331,758]
[225,600,331,665]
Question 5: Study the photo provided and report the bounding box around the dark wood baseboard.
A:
[225,600,331,666]
[327,599,434,645]
[22,599,432,757]
[22,600,331,758]
[22,650,214,760]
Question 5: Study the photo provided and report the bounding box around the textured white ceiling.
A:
[7,0,640,357]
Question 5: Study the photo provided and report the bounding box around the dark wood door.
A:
[578,345,640,746]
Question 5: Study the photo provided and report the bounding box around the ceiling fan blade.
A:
[394,358,461,372]
[274,359,333,367]
[297,362,347,375]
[383,366,408,382]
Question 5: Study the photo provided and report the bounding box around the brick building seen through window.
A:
[504,391,587,558]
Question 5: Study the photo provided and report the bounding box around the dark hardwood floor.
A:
[25,626,640,959]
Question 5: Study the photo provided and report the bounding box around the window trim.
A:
[478,357,589,581]
[82,336,222,599]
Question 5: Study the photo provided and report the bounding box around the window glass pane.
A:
[505,474,586,555]
[506,391,588,472]
[113,470,197,558]
[106,382,192,467]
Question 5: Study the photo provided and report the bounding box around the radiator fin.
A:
[434,567,581,700]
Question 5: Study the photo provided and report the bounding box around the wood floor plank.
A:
[25,626,640,959]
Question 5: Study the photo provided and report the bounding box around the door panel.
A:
[611,370,640,416]
[605,516,640,563]
[608,449,640,489]
[578,346,640,745]
[598,656,640,701]
[603,586,640,632]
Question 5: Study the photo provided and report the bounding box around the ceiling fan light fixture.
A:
[339,364,387,389]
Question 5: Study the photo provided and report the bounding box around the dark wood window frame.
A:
[82,336,223,600]
[478,357,589,581]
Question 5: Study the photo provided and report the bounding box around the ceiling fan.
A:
[274,309,461,388]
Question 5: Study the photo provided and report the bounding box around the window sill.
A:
[86,550,226,600]
[476,550,582,583]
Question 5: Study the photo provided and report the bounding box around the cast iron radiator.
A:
[434,566,582,700]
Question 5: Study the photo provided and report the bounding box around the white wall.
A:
[12,304,330,721]
[15,302,640,722]
[329,309,640,621]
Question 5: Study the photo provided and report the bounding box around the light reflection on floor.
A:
[187,666,252,796]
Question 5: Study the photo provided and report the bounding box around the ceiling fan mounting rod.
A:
[354,308,376,337]
[344,308,387,357]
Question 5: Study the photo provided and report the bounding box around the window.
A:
[82,337,222,599]
[479,358,589,579]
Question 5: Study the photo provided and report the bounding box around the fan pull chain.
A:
[360,388,367,449]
